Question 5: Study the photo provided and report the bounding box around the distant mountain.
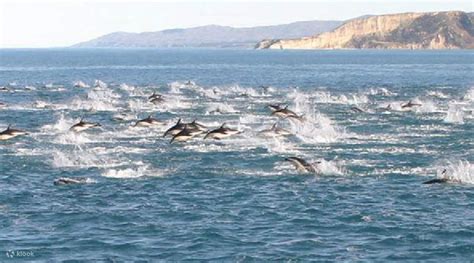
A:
[73,21,342,48]
[256,11,474,49]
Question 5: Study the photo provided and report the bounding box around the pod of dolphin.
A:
[0,81,454,185]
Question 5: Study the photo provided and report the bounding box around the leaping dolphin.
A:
[134,115,165,127]
[271,106,304,121]
[401,100,422,109]
[0,125,28,141]
[258,123,292,137]
[204,123,241,140]
[284,157,318,173]
[163,119,186,137]
[70,118,101,132]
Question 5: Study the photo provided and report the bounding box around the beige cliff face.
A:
[259,11,474,50]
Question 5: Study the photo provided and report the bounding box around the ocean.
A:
[0,48,473,261]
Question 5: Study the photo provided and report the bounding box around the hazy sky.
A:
[0,0,472,48]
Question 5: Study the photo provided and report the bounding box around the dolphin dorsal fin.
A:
[221,123,226,128]
[7,124,11,130]
[192,119,196,124]
[271,123,277,129]
[177,118,181,124]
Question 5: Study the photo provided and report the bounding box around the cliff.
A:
[256,11,474,49]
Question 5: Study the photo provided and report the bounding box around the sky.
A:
[0,0,472,48]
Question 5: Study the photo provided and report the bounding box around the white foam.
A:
[119,83,135,91]
[168,82,184,94]
[427,91,449,99]
[413,99,439,113]
[70,87,121,111]
[367,87,396,96]
[51,149,126,169]
[101,165,163,178]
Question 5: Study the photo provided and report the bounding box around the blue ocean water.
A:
[0,49,473,261]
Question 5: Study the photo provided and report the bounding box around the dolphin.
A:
[187,120,208,133]
[149,94,165,104]
[267,103,286,112]
[134,115,165,127]
[54,177,91,186]
[204,123,241,140]
[423,169,451,184]
[148,92,162,100]
[284,157,317,173]
[401,100,422,109]
[0,125,28,141]
[259,123,292,137]
[73,81,89,88]
[163,118,186,137]
[170,126,198,143]
[350,106,365,113]
[70,118,101,132]
[271,106,304,121]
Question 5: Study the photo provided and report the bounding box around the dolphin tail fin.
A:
[298,114,305,121]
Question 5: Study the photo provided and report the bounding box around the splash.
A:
[367,87,395,96]
[41,114,75,133]
[206,103,239,115]
[168,82,184,94]
[287,90,348,143]
[94,79,108,89]
[315,159,345,176]
[463,87,474,102]
[444,103,464,124]
[436,160,474,184]
[73,81,90,88]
